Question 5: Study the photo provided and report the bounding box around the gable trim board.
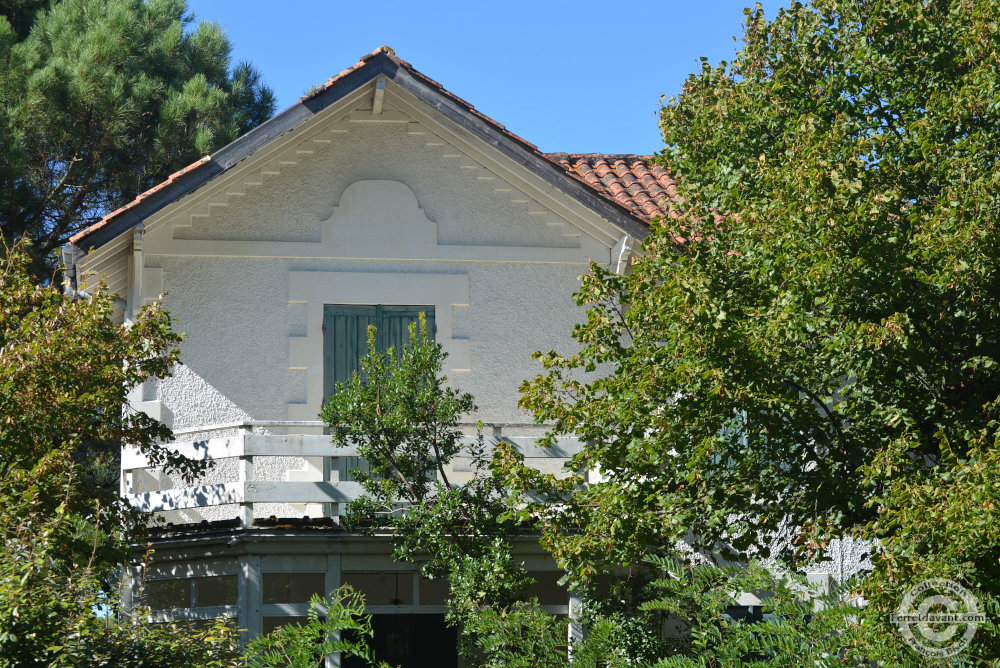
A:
[69,47,653,257]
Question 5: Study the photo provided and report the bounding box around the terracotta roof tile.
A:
[546,153,681,223]
[69,156,211,245]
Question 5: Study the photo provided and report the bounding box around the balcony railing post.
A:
[238,425,254,529]
[323,453,333,520]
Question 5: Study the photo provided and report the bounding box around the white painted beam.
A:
[148,604,238,623]
[244,435,356,458]
[244,481,365,505]
[239,555,262,643]
[127,481,367,512]
[128,482,244,512]
[371,75,386,116]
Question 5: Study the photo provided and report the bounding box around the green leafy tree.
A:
[458,600,569,668]
[320,316,511,576]
[0,0,275,274]
[0,492,240,667]
[0,245,229,664]
[244,586,390,668]
[514,0,1000,662]
[0,243,197,530]
[0,524,240,667]
[640,555,858,667]
[451,548,859,667]
[320,318,576,663]
[320,319,695,667]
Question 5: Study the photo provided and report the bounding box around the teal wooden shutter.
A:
[323,305,377,402]
[322,305,435,403]
[323,305,435,483]
[377,306,435,357]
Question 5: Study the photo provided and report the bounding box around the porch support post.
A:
[568,588,584,655]
[324,553,343,668]
[238,554,262,644]
[121,563,141,615]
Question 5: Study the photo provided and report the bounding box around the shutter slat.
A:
[323,305,377,404]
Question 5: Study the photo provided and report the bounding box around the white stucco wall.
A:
[148,232,591,428]
[131,92,612,524]
[110,82,871,583]
[140,111,609,430]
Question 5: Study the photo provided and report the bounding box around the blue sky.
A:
[186,1,779,156]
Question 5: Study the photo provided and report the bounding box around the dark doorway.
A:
[343,614,457,668]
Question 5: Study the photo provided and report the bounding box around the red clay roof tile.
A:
[546,153,681,223]
[69,156,211,244]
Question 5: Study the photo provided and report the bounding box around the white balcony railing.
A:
[122,421,583,528]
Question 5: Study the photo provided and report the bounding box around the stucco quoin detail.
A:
[287,269,470,422]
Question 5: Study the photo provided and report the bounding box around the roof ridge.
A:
[70,48,658,248]
[546,152,658,161]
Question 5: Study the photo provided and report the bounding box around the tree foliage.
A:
[320,317,525,620]
[321,319,583,663]
[0,0,275,274]
[0,244,195,529]
[318,318,840,667]
[513,0,1000,662]
[320,316,512,577]
[0,495,239,667]
[641,555,857,667]
[0,246,228,664]
[244,586,390,668]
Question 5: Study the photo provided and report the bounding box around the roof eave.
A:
[384,61,650,241]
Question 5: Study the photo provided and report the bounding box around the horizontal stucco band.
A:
[288,270,468,306]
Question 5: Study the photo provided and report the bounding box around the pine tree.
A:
[0,0,275,275]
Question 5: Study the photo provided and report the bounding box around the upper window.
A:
[322,305,435,403]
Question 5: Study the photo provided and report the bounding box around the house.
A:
[63,46,684,666]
